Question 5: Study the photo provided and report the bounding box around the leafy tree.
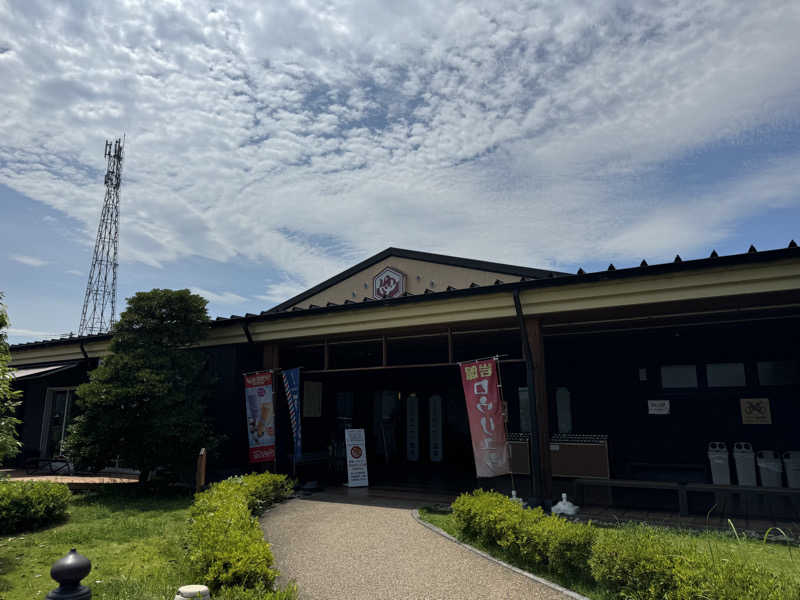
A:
[0,294,23,463]
[66,289,215,481]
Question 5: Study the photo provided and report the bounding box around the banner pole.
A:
[494,355,517,497]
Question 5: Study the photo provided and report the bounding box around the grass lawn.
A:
[0,486,195,600]
[418,508,800,600]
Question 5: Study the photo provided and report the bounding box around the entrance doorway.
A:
[307,366,477,493]
[39,388,76,458]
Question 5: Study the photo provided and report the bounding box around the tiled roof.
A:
[9,241,799,351]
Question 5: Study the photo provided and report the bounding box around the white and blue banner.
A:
[281,368,302,461]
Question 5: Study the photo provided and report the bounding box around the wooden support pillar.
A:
[447,328,454,363]
[382,335,388,367]
[263,343,280,370]
[524,316,553,505]
[323,337,330,371]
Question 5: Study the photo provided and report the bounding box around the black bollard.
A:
[46,549,92,600]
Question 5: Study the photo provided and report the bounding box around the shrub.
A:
[186,472,293,593]
[590,524,800,600]
[590,524,686,599]
[215,471,296,516]
[452,490,594,580]
[512,507,549,567]
[674,547,800,600]
[453,489,525,549]
[0,479,71,533]
[214,583,299,600]
[539,515,596,580]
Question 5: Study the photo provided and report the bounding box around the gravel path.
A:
[260,490,570,600]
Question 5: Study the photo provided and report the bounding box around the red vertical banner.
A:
[244,371,275,463]
[460,358,510,478]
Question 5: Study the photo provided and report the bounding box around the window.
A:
[706,362,746,387]
[660,365,698,388]
[758,360,799,386]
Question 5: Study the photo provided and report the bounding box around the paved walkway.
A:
[260,489,570,600]
[1,468,138,485]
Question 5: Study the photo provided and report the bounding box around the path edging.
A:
[411,509,592,600]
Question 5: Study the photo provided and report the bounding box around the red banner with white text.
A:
[460,358,510,478]
[244,371,275,463]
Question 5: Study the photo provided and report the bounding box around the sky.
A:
[1,0,799,344]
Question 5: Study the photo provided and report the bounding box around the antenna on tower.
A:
[78,135,124,336]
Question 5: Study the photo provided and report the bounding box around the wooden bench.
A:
[574,478,800,516]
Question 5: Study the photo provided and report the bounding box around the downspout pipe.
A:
[241,318,254,344]
[79,341,89,361]
[513,288,546,509]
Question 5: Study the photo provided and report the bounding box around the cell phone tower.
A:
[78,136,124,336]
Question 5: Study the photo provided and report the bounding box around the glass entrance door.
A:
[41,389,74,458]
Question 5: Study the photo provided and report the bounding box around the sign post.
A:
[244,371,276,464]
[344,428,369,487]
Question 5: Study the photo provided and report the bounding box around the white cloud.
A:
[11,254,48,267]
[66,269,83,276]
[5,327,58,338]
[0,0,798,293]
[190,287,248,305]
[255,281,308,307]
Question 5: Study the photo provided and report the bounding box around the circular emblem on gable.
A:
[373,267,406,299]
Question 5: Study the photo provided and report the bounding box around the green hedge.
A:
[590,524,800,600]
[451,490,800,600]
[0,480,71,533]
[185,472,294,594]
[453,490,594,581]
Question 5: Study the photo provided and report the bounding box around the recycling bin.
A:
[784,452,800,489]
[733,442,756,486]
[756,450,783,488]
[707,442,731,485]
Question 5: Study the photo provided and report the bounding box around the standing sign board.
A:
[244,371,275,463]
[344,428,369,487]
[460,358,511,478]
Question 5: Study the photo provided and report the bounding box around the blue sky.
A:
[1,1,799,344]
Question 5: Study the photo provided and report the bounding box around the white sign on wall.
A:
[406,394,419,461]
[429,394,443,462]
[344,428,369,487]
[648,400,671,415]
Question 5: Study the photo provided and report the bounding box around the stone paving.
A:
[260,488,570,600]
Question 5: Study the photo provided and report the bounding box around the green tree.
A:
[0,294,23,463]
[66,289,215,481]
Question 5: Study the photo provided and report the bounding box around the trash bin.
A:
[707,442,731,485]
[756,450,783,488]
[733,442,756,486]
[784,452,800,489]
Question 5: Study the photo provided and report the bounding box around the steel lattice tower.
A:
[78,137,124,336]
